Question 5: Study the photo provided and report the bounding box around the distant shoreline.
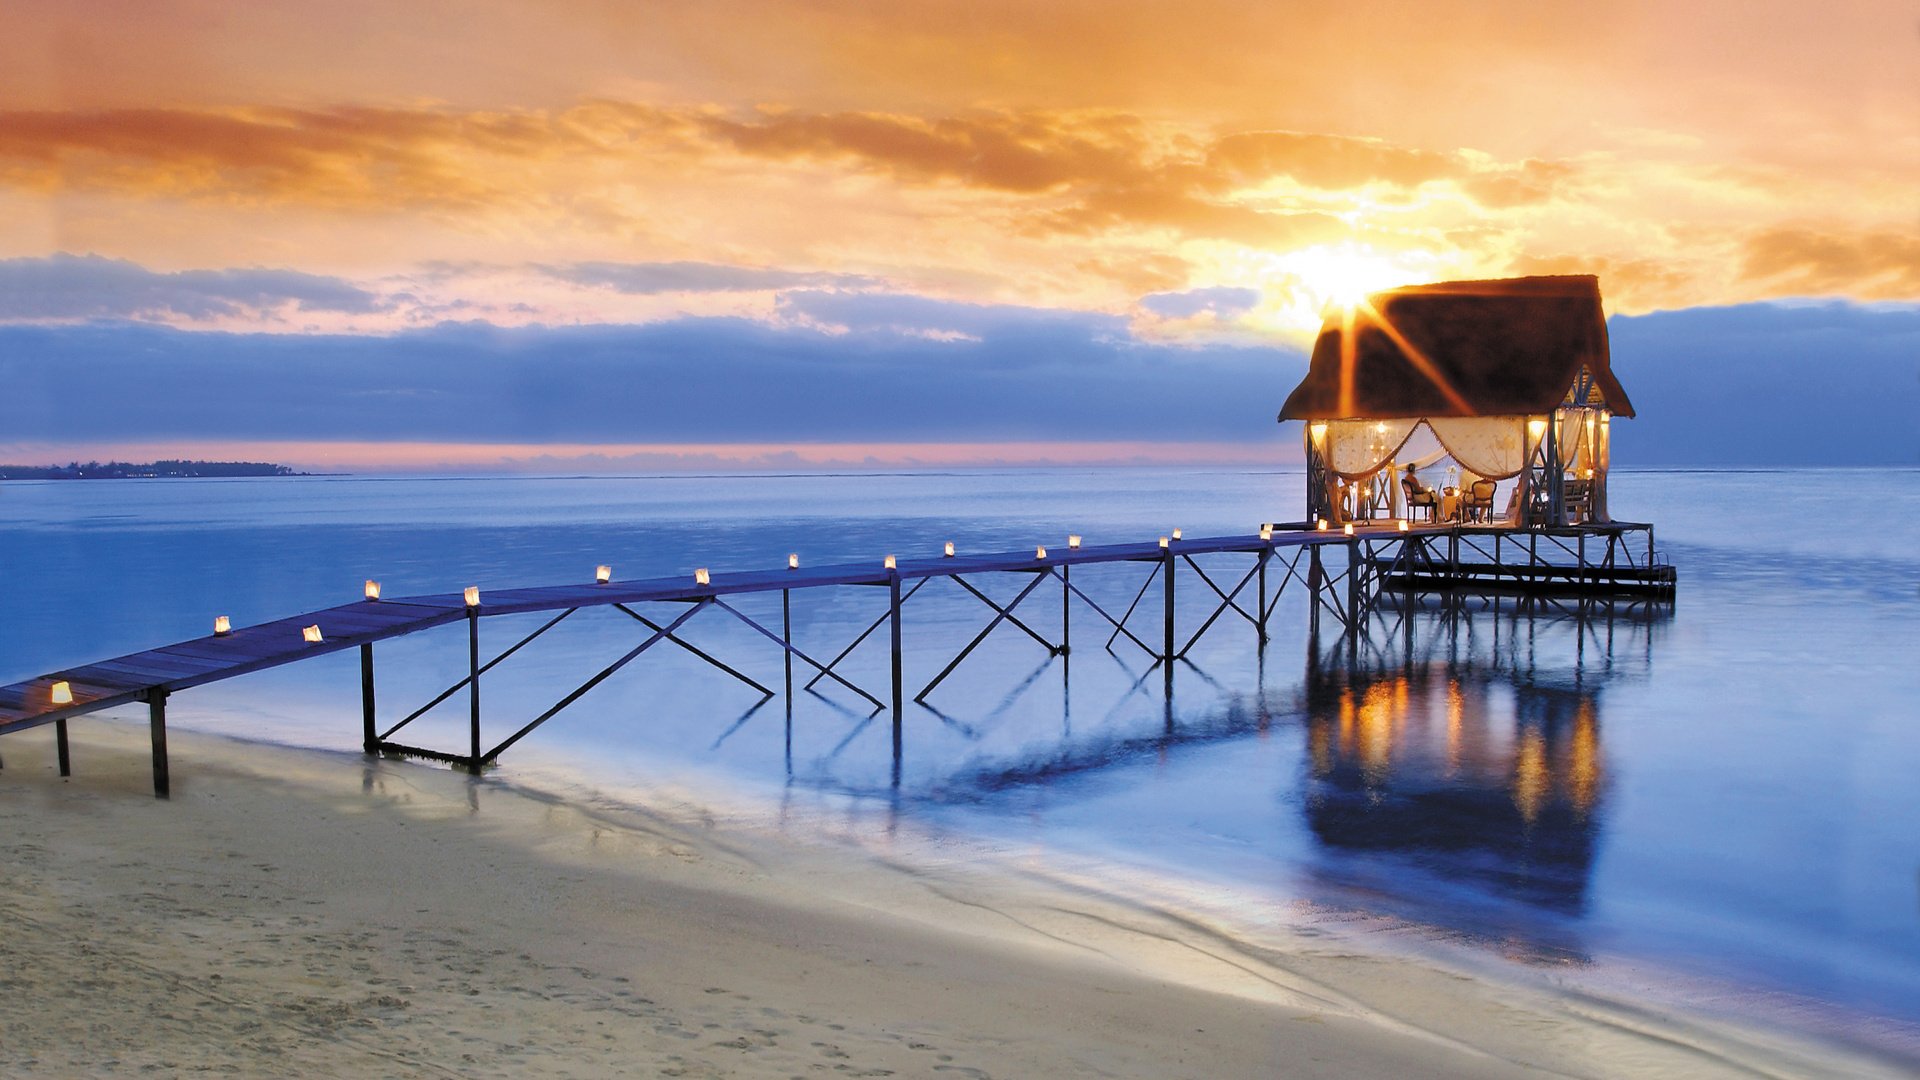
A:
[0,459,312,480]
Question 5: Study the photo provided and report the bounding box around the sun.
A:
[1287,244,1429,313]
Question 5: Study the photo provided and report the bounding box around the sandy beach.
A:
[0,718,1901,1079]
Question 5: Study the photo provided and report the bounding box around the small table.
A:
[1440,488,1462,523]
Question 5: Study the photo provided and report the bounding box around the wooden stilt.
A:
[55,718,70,777]
[148,689,170,799]
[360,643,376,755]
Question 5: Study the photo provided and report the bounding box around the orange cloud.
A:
[1740,226,1920,300]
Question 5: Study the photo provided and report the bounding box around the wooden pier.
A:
[0,520,1672,797]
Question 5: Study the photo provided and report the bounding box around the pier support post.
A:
[1060,564,1071,656]
[889,572,904,730]
[1163,550,1176,662]
[1256,548,1270,644]
[1309,544,1323,635]
[1346,540,1360,630]
[360,643,376,755]
[782,589,794,702]
[147,688,170,799]
[55,718,70,777]
[467,609,482,775]
[888,572,904,780]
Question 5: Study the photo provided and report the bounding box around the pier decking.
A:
[0,520,1671,796]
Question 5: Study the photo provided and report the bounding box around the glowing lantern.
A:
[788,553,799,570]
[1035,545,1048,560]
[1343,523,1355,536]
[1259,524,1273,541]
[464,586,481,607]
[303,624,324,643]
[213,615,231,636]
[364,579,381,601]
[1398,520,1410,532]
[595,565,612,584]
[1068,535,1082,549]
[1158,536,1169,549]
[943,542,955,557]
[1316,519,1329,532]
[883,555,896,570]
[50,680,72,705]
[1171,528,1183,540]
[693,568,710,586]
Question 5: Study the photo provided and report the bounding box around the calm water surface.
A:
[2,467,1916,1057]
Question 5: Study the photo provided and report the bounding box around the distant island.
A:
[0,460,308,480]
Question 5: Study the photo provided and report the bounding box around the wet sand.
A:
[0,719,1897,1078]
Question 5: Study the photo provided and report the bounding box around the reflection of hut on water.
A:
[1303,664,1606,914]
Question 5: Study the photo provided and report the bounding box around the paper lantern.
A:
[50,680,72,705]
[364,579,381,601]
[213,615,231,636]
[788,553,799,570]
[694,568,710,586]
[1342,523,1355,536]
[1158,536,1169,549]
[883,555,896,570]
[595,565,612,584]
[1171,528,1183,540]
[1316,519,1329,532]
[943,541,955,557]
[1398,520,1410,532]
[1067,535,1082,549]
[1035,545,1048,560]
[464,586,481,607]
[303,624,324,643]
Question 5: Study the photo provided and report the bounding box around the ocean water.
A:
[3,467,1917,1060]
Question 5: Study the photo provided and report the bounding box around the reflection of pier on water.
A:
[856,598,1664,958]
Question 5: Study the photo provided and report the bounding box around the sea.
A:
[3,467,1917,1062]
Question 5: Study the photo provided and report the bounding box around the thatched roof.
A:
[1277,275,1635,420]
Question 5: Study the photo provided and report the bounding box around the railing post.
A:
[467,608,482,775]
[1309,543,1323,635]
[55,718,70,777]
[147,688,170,799]
[360,642,376,754]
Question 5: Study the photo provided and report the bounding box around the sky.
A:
[1,1,1916,470]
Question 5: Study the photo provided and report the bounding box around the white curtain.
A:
[1427,417,1528,480]
[1325,419,1419,479]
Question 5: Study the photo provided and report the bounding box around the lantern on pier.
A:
[1035,545,1047,560]
[464,586,481,607]
[1259,524,1273,541]
[303,624,324,643]
[1158,536,1169,549]
[1068,535,1082,549]
[943,542,955,558]
[213,615,231,636]
[50,680,72,705]
[595,565,612,584]
[788,554,799,570]
[693,568,710,586]
[364,579,381,601]
[883,555,896,571]
[1171,528,1183,541]
[1343,523,1355,536]
[1398,520,1410,533]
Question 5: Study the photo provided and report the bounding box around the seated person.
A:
[1404,464,1433,497]
[1401,465,1439,520]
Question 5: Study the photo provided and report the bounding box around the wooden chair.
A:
[1401,476,1439,523]
[1466,479,1496,523]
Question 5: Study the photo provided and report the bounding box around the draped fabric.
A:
[1324,419,1419,478]
[1426,417,1528,480]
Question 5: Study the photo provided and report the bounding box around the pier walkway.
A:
[0,520,1670,796]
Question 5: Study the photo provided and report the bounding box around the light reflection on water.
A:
[2,467,1917,1056]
